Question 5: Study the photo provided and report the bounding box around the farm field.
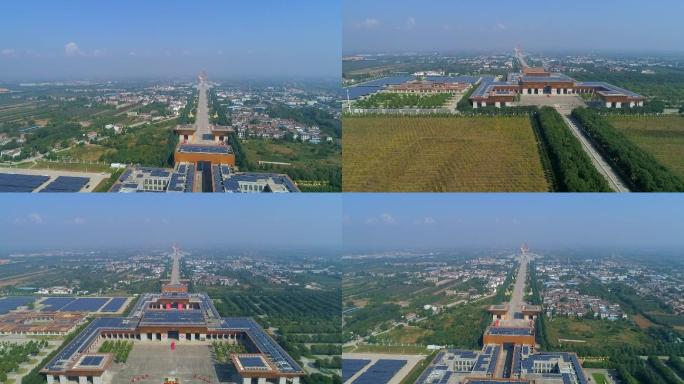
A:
[591,372,608,384]
[544,317,653,351]
[240,138,341,191]
[608,115,684,179]
[342,116,550,191]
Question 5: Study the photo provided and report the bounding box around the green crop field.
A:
[343,116,550,192]
[592,373,608,384]
[608,115,684,179]
[544,317,653,351]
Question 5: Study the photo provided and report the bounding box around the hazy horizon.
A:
[0,195,341,251]
[0,0,341,81]
[343,194,684,250]
[343,0,684,55]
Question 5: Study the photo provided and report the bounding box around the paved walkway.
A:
[557,110,630,192]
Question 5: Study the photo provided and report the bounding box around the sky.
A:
[343,0,684,54]
[0,194,341,251]
[343,194,684,251]
[0,0,341,81]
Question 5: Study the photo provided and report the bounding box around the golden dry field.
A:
[342,115,550,191]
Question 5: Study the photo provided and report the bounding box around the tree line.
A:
[533,107,612,192]
[572,107,684,191]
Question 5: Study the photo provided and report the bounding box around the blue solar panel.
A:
[353,359,406,384]
[0,296,35,314]
[118,169,132,182]
[141,310,205,324]
[239,357,266,368]
[343,359,371,382]
[0,173,49,192]
[101,297,127,312]
[81,356,104,366]
[45,317,136,372]
[61,298,109,312]
[41,297,77,311]
[488,327,532,335]
[178,144,232,154]
[40,176,89,192]
[217,317,301,373]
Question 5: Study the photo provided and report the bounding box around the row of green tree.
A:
[22,321,91,384]
[533,107,612,192]
[266,103,340,138]
[208,89,231,126]
[572,107,684,191]
[98,340,133,363]
[176,93,197,125]
[0,340,47,383]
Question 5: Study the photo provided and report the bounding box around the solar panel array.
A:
[100,297,127,312]
[40,176,89,192]
[239,356,267,369]
[80,356,104,366]
[178,144,233,154]
[576,81,644,98]
[0,173,49,192]
[211,165,224,192]
[0,296,35,314]
[185,164,195,192]
[342,359,371,382]
[61,298,110,312]
[217,317,302,373]
[512,345,522,376]
[41,297,118,312]
[45,317,135,372]
[352,359,406,384]
[488,326,532,335]
[41,297,78,311]
[199,294,220,318]
[141,309,205,324]
[472,345,500,375]
[118,169,132,182]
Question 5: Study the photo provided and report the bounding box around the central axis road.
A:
[508,255,529,321]
[194,80,213,144]
[555,107,630,192]
[170,248,181,285]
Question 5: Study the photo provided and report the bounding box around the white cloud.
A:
[380,213,395,224]
[64,42,83,56]
[14,213,44,225]
[129,51,136,56]
[366,213,396,225]
[416,217,436,225]
[358,18,380,29]
[28,213,43,224]
[405,17,416,30]
[1,48,16,57]
[67,217,87,225]
[495,22,507,31]
[92,49,108,58]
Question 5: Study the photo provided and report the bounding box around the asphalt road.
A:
[170,248,181,285]
[194,81,213,144]
[557,109,630,192]
[508,255,528,321]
